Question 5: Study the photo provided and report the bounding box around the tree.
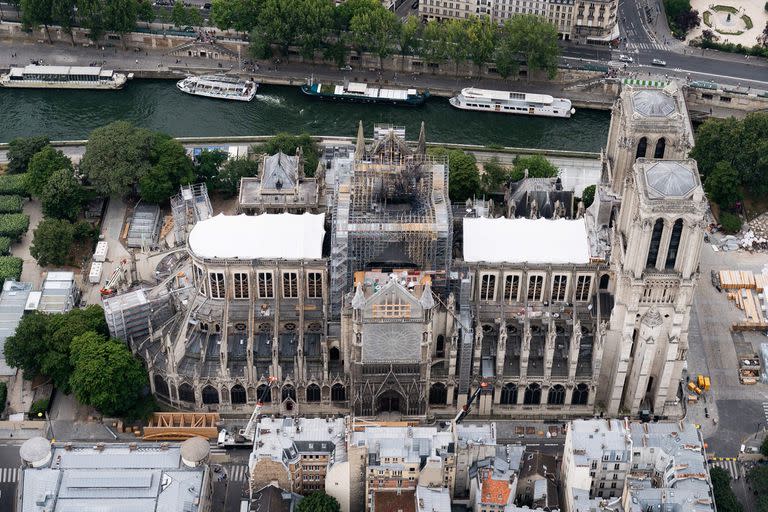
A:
[30,218,75,266]
[465,16,497,76]
[51,0,78,44]
[171,1,188,27]
[581,184,596,208]
[710,467,743,512]
[719,211,742,233]
[41,305,108,393]
[256,0,301,57]
[499,15,559,80]
[295,492,340,512]
[80,121,155,196]
[420,19,448,70]
[398,15,422,69]
[443,19,467,76]
[761,435,768,458]
[481,158,511,193]
[195,150,229,185]
[138,136,195,203]
[186,6,203,27]
[41,168,85,220]
[26,145,73,197]
[3,312,49,379]
[350,6,400,68]
[295,0,334,61]
[70,332,148,417]
[136,0,154,27]
[21,0,54,43]
[214,158,259,197]
[334,0,379,31]
[254,133,319,177]
[510,155,559,181]
[211,0,260,32]
[430,147,481,202]
[76,0,106,41]
[103,0,137,40]
[704,161,741,208]
[7,135,50,174]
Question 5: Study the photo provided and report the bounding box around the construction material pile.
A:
[719,269,768,330]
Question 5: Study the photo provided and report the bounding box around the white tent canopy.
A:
[188,213,325,260]
[463,217,591,264]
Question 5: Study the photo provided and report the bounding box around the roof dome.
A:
[20,436,52,466]
[632,90,676,117]
[180,436,210,467]
[645,162,696,198]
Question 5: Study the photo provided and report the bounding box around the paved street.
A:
[0,443,21,512]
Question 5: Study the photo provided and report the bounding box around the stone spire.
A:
[354,120,365,160]
[417,121,426,155]
[419,281,435,310]
[351,283,366,309]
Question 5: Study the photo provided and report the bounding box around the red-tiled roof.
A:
[373,490,416,512]
[481,477,511,505]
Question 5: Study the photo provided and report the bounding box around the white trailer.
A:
[93,241,109,262]
[88,261,103,284]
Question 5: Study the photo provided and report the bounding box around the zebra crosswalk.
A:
[624,41,668,51]
[762,402,768,425]
[709,459,741,480]
[0,467,19,483]
[227,464,249,482]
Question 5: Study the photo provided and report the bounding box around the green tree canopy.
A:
[334,0,379,31]
[21,0,55,42]
[80,121,156,197]
[510,154,559,181]
[3,311,49,379]
[465,16,497,74]
[704,161,741,208]
[7,135,50,175]
[138,136,195,203]
[40,168,86,220]
[26,145,73,197]
[420,19,448,67]
[213,158,259,197]
[171,1,188,26]
[399,15,422,59]
[295,492,340,512]
[295,0,334,59]
[255,0,301,54]
[430,147,481,202]
[195,150,230,185]
[254,133,319,177]
[481,158,511,193]
[70,332,148,417]
[581,184,596,208]
[30,217,75,266]
[136,0,154,25]
[350,6,400,65]
[497,15,560,79]
[211,0,261,32]
[103,0,137,36]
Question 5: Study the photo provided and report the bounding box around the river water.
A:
[0,80,610,150]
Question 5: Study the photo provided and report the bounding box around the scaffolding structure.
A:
[330,124,452,318]
[170,183,213,245]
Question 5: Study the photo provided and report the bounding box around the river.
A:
[0,80,610,150]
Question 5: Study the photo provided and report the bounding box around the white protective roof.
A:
[463,217,591,264]
[188,213,325,260]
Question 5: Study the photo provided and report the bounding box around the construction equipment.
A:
[217,376,277,448]
[739,354,760,385]
[454,381,493,425]
[100,259,128,298]
[703,376,711,391]
[687,382,702,395]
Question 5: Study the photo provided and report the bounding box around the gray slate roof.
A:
[644,161,697,198]
[632,90,677,117]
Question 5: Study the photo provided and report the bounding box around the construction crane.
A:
[454,381,492,425]
[217,376,277,448]
[99,259,128,298]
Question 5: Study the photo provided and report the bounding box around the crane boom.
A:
[240,376,277,442]
[454,381,492,424]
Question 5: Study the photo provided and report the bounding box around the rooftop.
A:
[569,419,631,466]
[631,89,677,117]
[0,281,32,376]
[250,417,346,468]
[373,489,416,512]
[20,442,207,512]
[463,217,592,264]
[187,213,325,260]
[416,485,451,512]
[643,161,698,199]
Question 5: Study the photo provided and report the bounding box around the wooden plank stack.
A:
[722,270,768,330]
[719,270,757,290]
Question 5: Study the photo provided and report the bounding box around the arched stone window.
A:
[178,383,195,403]
[636,137,648,159]
[331,384,346,401]
[282,385,296,402]
[665,219,683,270]
[500,383,518,405]
[429,383,447,405]
[572,383,590,405]
[599,274,610,290]
[654,137,666,159]
[256,384,272,403]
[306,384,321,402]
[329,346,340,360]
[202,385,219,405]
[523,383,542,405]
[435,335,445,358]
[153,375,169,398]
[230,384,247,404]
[646,219,664,268]
[547,384,566,405]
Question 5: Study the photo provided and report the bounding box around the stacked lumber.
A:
[719,270,756,289]
[755,273,767,293]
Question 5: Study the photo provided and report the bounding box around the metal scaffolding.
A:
[170,183,213,244]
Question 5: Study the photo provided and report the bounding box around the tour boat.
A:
[449,88,575,118]
[0,65,130,90]
[300,77,428,106]
[176,74,258,102]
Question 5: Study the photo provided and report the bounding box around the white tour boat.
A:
[449,88,575,118]
[0,65,130,90]
[176,74,258,102]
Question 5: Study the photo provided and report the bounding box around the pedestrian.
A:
[135,59,138,65]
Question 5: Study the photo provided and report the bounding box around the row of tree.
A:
[3,306,151,418]
[240,0,559,78]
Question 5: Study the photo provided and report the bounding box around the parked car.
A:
[618,54,633,63]
[651,58,667,66]
[340,65,352,71]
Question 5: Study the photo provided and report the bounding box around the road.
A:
[0,443,21,511]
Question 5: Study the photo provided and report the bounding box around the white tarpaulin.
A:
[463,217,591,264]
[188,213,325,260]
